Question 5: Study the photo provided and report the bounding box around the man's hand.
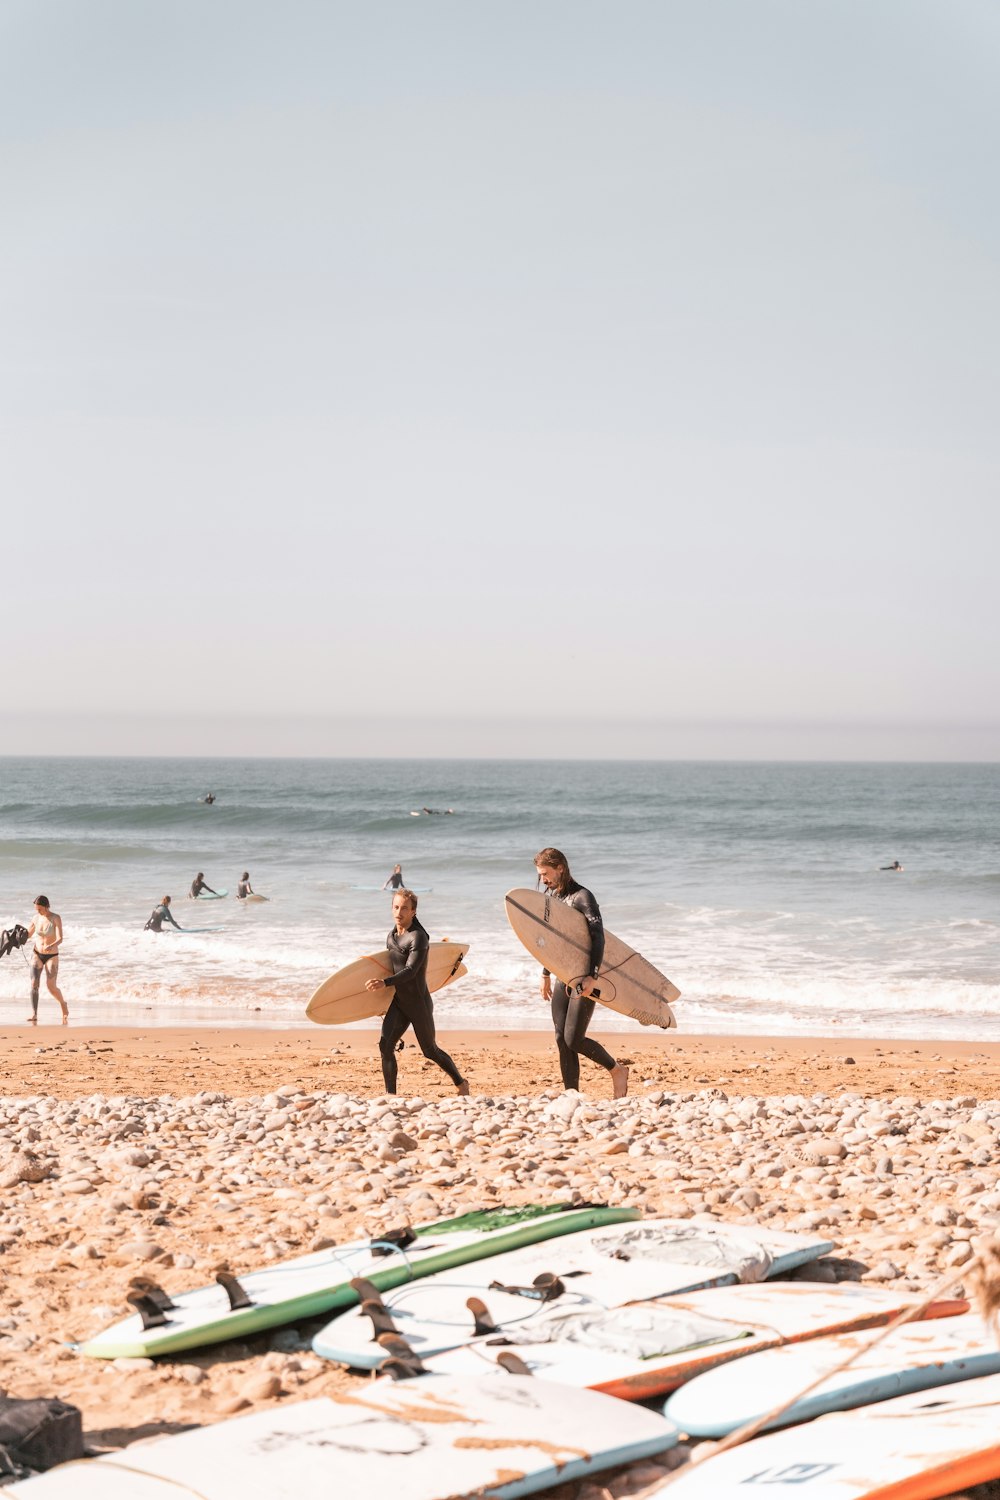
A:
[365,977,385,993]
[577,977,596,999]
[540,973,552,1001]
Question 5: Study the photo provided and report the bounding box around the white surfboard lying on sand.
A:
[505,888,678,1029]
[424,1283,967,1401]
[306,940,468,1025]
[665,1310,1000,1437]
[80,1203,637,1360]
[9,1376,677,1499]
[312,1219,835,1368]
[655,1369,1000,1500]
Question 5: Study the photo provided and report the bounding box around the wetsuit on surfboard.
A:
[378,916,464,1094]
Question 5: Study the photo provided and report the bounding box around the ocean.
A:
[1,757,998,1038]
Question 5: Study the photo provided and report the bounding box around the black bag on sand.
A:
[0,1396,84,1483]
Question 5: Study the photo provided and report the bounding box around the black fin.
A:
[467,1296,500,1336]
[382,1354,426,1382]
[127,1292,170,1330]
[376,1331,423,1364]
[131,1282,177,1313]
[216,1271,254,1311]
[370,1226,417,1258]
[361,1299,398,1339]
[350,1277,385,1307]
[496,1351,534,1377]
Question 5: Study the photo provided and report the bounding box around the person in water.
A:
[202,793,216,805]
[236,872,254,899]
[382,864,404,891]
[25,895,68,1026]
[881,860,904,871]
[189,872,217,898]
[145,895,181,932]
[365,889,469,1097]
[534,847,628,1099]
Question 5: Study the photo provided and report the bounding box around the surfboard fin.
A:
[350,1277,385,1307]
[361,1299,398,1339]
[128,1281,178,1313]
[467,1296,500,1336]
[127,1293,172,1330]
[378,1333,427,1381]
[496,1351,534,1378]
[370,1226,417,1258]
[216,1271,254,1311]
[488,1273,566,1304]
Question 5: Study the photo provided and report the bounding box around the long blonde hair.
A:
[534,847,571,895]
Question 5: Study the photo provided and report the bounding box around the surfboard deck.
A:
[192,889,228,900]
[306,941,469,1024]
[664,1311,1000,1437]
[79,1203,639,1359]
[312,1219,836,1368]
[9,1377,677,1498]
[423,1285,968,1401]
[656,1369,1000,1500]
[240,893,269,903]
[505,888,678,1029]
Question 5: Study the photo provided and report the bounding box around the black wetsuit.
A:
[384,872,404,890]
[378,916,463,1094]
[145,904,180,933]
[546,881,615,1090]
[237,880,252,899]
[190,877,214,898]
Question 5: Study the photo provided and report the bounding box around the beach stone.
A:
[118,1239,166,1261]
[0,1152,51,1187]
[869,1260,902,1281]
[241,1372,282,1403]
[113,1356,155,1372]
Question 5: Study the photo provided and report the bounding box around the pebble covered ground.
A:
[2,1028,1000,1498]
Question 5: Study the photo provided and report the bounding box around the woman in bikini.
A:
[25,895,68,1025]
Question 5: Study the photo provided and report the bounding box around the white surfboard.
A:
[655,1369,1000,1500]
[240,892,270,903]
[665,1311,1000,1437]
[9,1378,677,1498]
[505,888,678,1029]
[306,941,468,1025]
[80,1204,637,1360]
[312,1219,835,1368]
[424,1283,967,1401]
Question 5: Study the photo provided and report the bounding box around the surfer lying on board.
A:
[364,890,469,1097]
[189,872,216,898]
[881,860,904,871]
[25,895,69,1026]
[534,848,628,1100]
[382,864,404,891]
[145,896,181,933]
[236,872,254,899]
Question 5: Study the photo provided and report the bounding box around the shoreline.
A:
[4,1026,1000,1100]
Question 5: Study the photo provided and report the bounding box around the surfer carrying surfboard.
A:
[364,890,469,1096]
[534,849,629,1099]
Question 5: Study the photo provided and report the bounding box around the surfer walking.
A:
[145,896,181,933]
[189,872,217,899]
[365,889,469,1097]
[534,848,628,1100]
[25,896,68,1026]
[382,864,405,891]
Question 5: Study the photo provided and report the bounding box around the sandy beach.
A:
[3,1024,1000,1490]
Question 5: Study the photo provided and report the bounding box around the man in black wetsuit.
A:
[382,864,404,891]
[145,896,181,932]
[364,889,469,1096]
[189,872,216,899]
[534,846,629,1099]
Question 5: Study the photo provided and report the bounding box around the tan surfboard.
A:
[505,888,678,1030]
[306,941,469,1025]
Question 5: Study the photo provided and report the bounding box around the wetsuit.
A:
[545,881,615,1090]
[237,880,252,899]
[384,871,404,890]
[190,877,215,898]
[378,916,463,1093]
[145,904,181,933]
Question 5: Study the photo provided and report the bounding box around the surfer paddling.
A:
[534,848,628,1099]
[364,889,469,1097]
[25,896,68,1026]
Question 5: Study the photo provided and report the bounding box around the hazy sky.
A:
[3,1,998,758]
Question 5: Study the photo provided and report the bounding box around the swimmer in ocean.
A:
[189,872,217,898]
[880,860,904,872]
[145,895,182,932]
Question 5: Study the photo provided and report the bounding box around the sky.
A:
[2,0,998,758]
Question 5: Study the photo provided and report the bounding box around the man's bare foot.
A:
[610,1063,629,1100]
[61,1007,69,1026]
[27,1016,37,1026]
[457,1080,470,1096]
